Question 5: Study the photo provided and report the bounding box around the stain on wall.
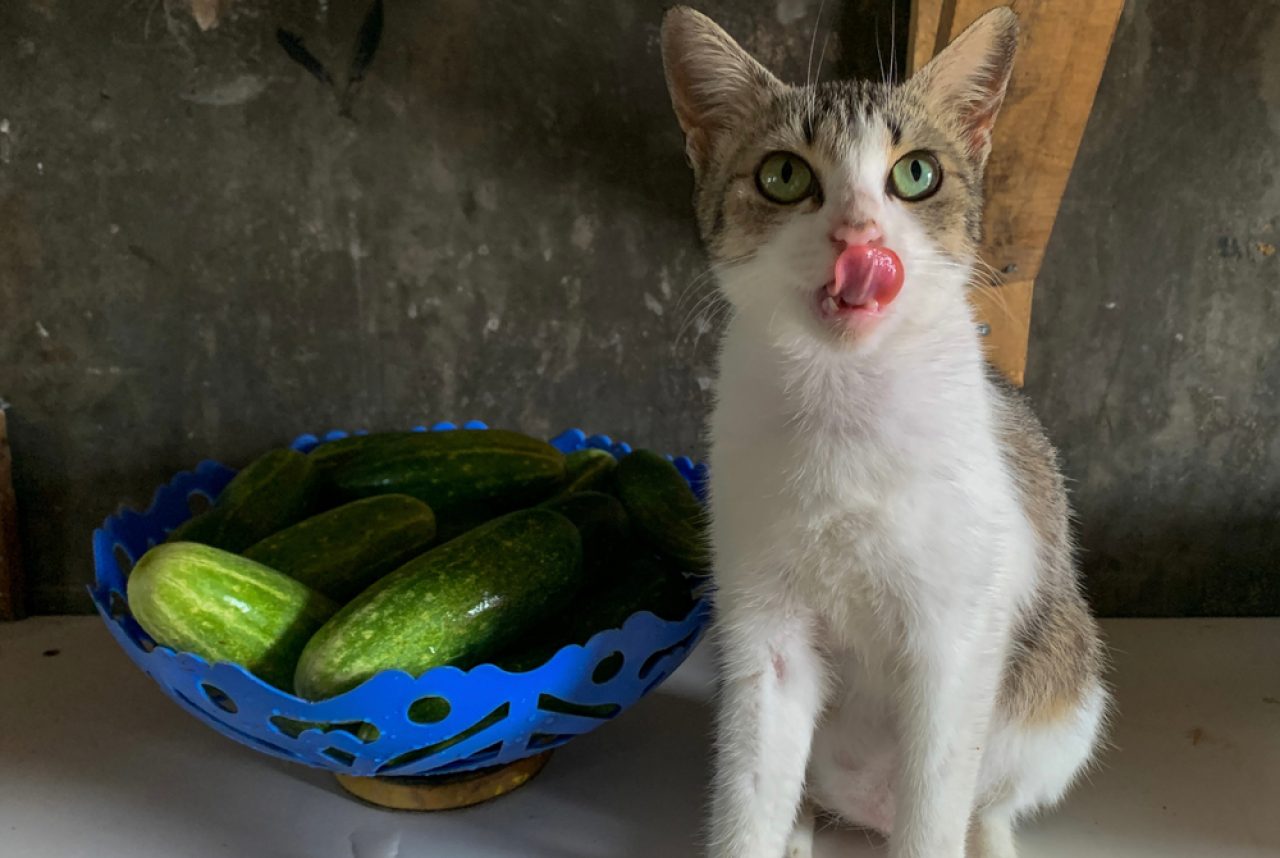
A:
[1,0,1275,616]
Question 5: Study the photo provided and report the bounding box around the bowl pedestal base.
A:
[334,751,553,811]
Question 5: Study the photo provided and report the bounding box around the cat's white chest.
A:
[707,315,1028,648]
[711,425,984,641]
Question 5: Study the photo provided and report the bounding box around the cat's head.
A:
[661,7,1016,353]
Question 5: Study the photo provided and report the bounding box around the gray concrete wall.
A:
[1025,0,1280,616]
[1,0,1275,615]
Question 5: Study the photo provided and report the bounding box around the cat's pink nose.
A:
[831,221,883,249]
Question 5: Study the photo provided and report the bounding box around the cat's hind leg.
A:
[971,680,1110,858]
[967,809,1016,858]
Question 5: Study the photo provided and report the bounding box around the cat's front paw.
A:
[784,834,814,858]
[784,804,816,858]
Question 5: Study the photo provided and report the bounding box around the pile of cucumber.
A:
[126,430,709,700]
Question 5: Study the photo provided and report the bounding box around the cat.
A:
[659,7,1108,858]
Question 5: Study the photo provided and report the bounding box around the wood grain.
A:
[970,279,1035,384]
[0,409,23,620]
[909,0,1124,385]
[908,0,952,78]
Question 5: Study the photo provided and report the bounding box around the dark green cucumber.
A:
[127,542,337,691]
[243,495,436,602]
[294,508,582,700]
[560,448,618,495]
[496,553,694,673]
[539,491,631,588]
[309,429,566,535]
[168,448,316,552]
[615,449,709,571]
[430,507,505,544]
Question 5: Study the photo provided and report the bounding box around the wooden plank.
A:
[970,279,1035,384]
[910,0,1124,386]
[0,408,23,621]
[907,0,950,79]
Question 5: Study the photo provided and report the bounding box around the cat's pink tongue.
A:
[828,245,904,312]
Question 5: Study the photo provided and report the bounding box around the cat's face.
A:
[662,7,1017,353]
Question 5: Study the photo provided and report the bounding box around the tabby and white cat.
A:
[660,7,1107,858]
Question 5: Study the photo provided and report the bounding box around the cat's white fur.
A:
[661,8,1108,858]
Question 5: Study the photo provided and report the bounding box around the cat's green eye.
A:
[888,151,942,201]
[756,151,817,204]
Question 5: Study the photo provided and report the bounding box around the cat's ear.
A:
[911,6,1018,165]
[661,7,782,172]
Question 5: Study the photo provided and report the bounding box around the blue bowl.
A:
[90,423,712,778]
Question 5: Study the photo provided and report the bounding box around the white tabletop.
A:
[2,616,1278,857]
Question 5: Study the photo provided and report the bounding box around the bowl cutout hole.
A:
[112,545,134,575]
[108,590,130,621]
[458,742,502,767]
[527,733,574,751]
[638,628,700,680]
[323,747,357,766]
[407,696,451,724]
[187,491,214,517]
[331,721,380,743]
[377,703,510,774]
[269,717,380,743]
[429,742,504,775]
[270,716,314,739]
[592,651,624,684]
[200,683,238,714]
[537,694,620,720]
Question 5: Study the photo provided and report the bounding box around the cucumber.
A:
[496,553,694,673]
[615,450,709,571]
[127,542,337,691]
[430,507,504,544]
[294,508,583,700]
[168,448,316,552]
[243,495,437,602]
[538,491,631,588]
[560,448,618,495]
[309,429,565,535]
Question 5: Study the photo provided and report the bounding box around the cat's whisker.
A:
[912,259,1018,328]
[972,256,1007,288]
[915,259,994,288]
[806,0,829,128]
[805,0,827,92]
[692,287,730,327]
[673,257,739,316]
[875,20,887,86]
[815,31,833,93]
[890,0,899,82]
[676,288,725,342]
[673,268,720,317]
[675,279,715,317]
[674,255,754,344]
[972,282,1018,328]
[973,255,1002,277]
